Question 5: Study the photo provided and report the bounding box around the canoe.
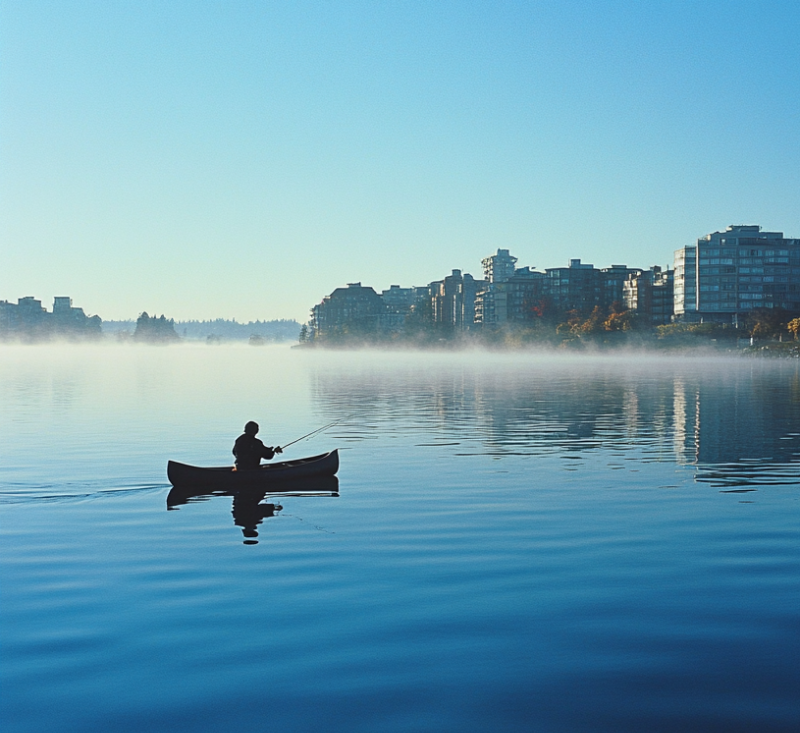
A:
[167,450,339,490]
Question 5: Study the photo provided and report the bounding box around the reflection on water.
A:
[2,347,799,733]
[232,496,281,544]
[166,477,339,544]
[310,355,800,488]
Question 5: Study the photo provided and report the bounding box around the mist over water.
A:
[309,350,800,484]
[1,345,799,732]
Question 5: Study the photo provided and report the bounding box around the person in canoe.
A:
[232,421,283,470]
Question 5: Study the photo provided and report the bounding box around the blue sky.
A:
[2,1,798,321]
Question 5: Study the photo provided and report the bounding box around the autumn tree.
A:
[578,306,606,336]
[556,309,582,335]
[604,309,634,332]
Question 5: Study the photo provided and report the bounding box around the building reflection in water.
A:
[309,357,800,488]
[675,367,800,486]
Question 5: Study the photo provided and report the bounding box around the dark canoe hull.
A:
[167,450,339,490]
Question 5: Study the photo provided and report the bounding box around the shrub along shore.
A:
[299,306,800,356]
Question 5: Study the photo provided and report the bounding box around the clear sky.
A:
[1,1,798,322]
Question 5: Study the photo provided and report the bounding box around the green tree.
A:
[746,308,784,339]
[134,312,180,343]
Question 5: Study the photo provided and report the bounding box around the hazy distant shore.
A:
[102,318,301,342]
[295,333,800,358]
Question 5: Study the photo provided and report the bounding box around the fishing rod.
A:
[280,418,345,451]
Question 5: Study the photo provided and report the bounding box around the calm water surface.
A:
[1,345,798,732]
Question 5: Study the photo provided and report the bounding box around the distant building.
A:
[673,225,800,323]
[475,266,546,325]
[431,270,481,330]
[503,267,547,322]
[311,273,482,340]
[0,296,101,341]
[310,283,384,339]
[53,296,73,313]
[476,250,541,326]
[18,296,45,313]
[307,228,800,339]
[380,285,417,332]
[601,265,643,310]
[623,267,674,324]
[481,249,517,284]
[474,255,644,325]
[545,259,601,315]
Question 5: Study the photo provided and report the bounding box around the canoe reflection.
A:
[167,475,339,544]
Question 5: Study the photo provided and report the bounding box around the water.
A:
[1,345,799,732]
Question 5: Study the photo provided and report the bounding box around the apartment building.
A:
[623,267,674,325]
[674,225,800,322]
[310,283,384,338]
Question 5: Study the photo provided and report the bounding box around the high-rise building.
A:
[476,250,519,325]
[431,270,480,330]
[481,249,517,283]
[474,263,547,325]
[381,285,417,331]
[545,259,601,315]
[601,265,643,309]
[673,245,697,319]
[623,266,674,324]
[673,225,800,322]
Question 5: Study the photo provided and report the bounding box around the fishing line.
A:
[280,416,351,450]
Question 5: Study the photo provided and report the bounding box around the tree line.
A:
[301,301,800,353]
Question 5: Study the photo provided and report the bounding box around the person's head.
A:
[244,421,259,436]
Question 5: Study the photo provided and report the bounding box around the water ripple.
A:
[0,484,168,505]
